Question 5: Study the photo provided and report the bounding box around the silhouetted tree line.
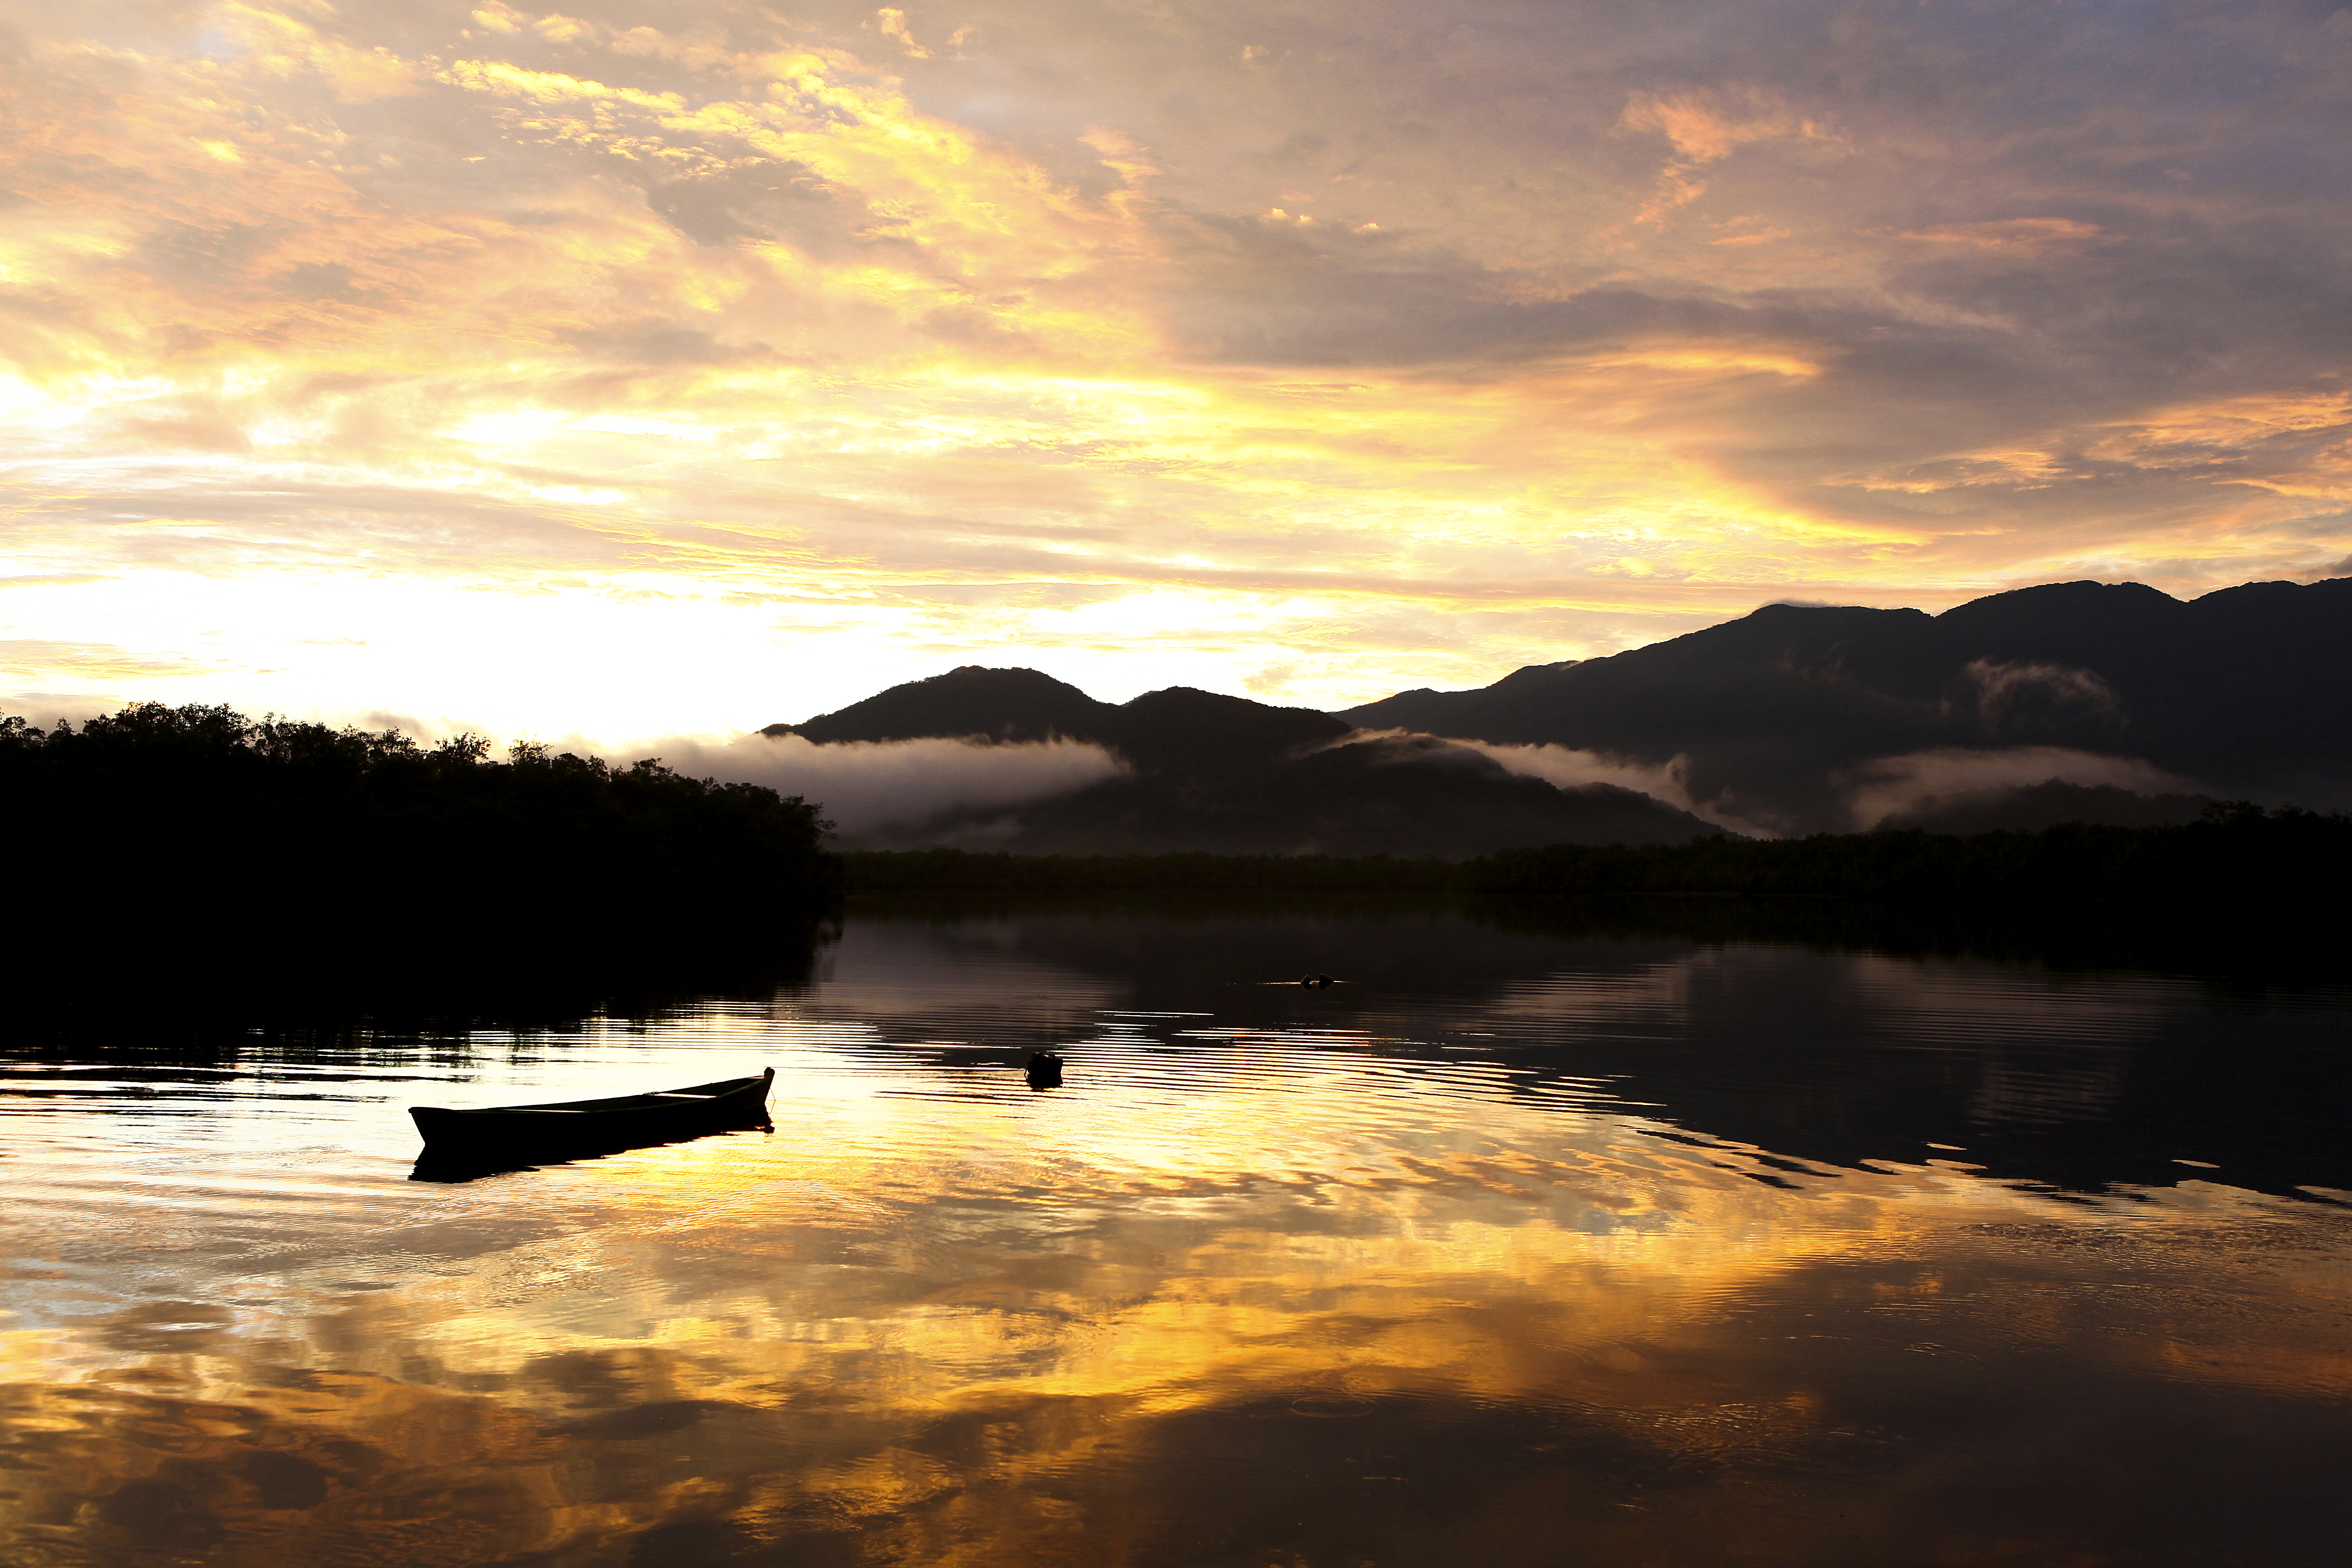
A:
[1464,805,2348,903]
[845,850,1458,892]
[4,704,838,998]
[847,807,2349,911]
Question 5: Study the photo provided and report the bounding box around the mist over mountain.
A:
[1871,781,2216,836]
[758,577,2347,848]
[1344,578,2352,835]
[764,671,1721,857]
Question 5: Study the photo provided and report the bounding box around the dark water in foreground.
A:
[3,899,2349,1567]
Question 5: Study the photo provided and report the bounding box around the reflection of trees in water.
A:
[811,897,2348,1199]
[6,913,839,1060]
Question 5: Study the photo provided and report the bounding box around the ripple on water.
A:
[3,913,2350,1566]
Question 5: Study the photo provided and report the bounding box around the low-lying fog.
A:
[593,728,2216,847]
[605,731,1129,841]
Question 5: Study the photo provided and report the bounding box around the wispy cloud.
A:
[0,640,217,681]
[600,731,1126,839]
[1842,748,2200,831]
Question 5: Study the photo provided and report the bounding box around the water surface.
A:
[4,900,2348,1566]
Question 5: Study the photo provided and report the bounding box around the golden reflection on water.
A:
[4,915,2350,1566]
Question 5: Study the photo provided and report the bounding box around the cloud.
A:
[1438,735,1777,836]
[1897,219,2104,255]
[1841,747,2200,831]
[0,640,217,681]
[605,731,1127,839]
[1964,658,2121,740]
[4,0,2352,729]
[1619,86,1835,167]
[1619,85,1844,224]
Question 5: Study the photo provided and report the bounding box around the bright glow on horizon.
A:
[4,1,2348,737]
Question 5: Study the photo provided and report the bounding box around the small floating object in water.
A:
[409,1069,773,1180]
[1316,973,1334,988]
[1024,1050,1065,1088]
[1302,973,1335,988]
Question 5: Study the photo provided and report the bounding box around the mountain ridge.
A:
[763,668,1720,857]
[761,576,2350,846]
[1340,577,2352,832]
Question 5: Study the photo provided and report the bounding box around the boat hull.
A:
[409,1068,773,1176]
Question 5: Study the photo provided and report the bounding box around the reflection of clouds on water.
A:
[3,1109,2345,1565]
[1438,945,2208,1140]
[1836,953,2191,1131]
[799,921,1116,1022]
[3,911,2350,1563]
[1459,946,2191,1049]
[1452,962,1692,1036]
[1839,954,2189,1044]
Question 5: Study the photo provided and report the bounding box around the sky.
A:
[3,0,2349,743]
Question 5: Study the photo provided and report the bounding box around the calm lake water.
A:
[4,899,2349,1567]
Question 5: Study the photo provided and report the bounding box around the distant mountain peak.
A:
[751,575,2348,849]
[770,667,1349,769]
[1339,575,2352,831]
[767,665,1114,746]
[759,664,1720,856]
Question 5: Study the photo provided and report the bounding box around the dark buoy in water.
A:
[1300,974,1316,987]
[1315,973,1334,988]
[1024,1050,1065,1089]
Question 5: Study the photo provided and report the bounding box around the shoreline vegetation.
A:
[5,703,837,1027]
[844,815,2349,982]
[8,702,2344,1030]
[846,806,2348,903]
[13,704,2342,913]
[13,703,2343,915]
[3,702,837,913]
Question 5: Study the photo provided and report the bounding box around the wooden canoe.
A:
[410,1068,774,1170]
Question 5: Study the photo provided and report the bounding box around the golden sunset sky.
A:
[4,0,2348,740]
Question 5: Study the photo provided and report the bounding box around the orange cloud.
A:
[1,2,2346,733]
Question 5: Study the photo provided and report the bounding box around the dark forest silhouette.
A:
[1465,805,2349,903]
[4,703,838,1027]
[8,701,2342,1044]
[847,805,2349,909]
[843,808,2351,981]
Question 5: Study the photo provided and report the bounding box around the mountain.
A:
[1342,578,2352,833]
[766,668,1354,776]
[766,667,1723,856]
[765,666,1118,748]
